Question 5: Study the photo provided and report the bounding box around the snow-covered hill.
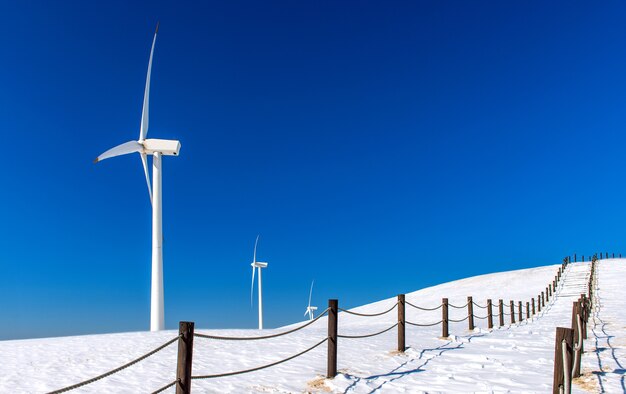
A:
[1,260,623,393]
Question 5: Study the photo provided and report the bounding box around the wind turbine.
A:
[250,235,268,329]
[94,23,180,331]
[304,280,318,321]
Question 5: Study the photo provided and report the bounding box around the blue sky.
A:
[1,1,625,340]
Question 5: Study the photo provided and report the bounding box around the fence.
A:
[47,253,613,393]
[552,255,596,394]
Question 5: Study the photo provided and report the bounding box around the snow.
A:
[1,260,623,393]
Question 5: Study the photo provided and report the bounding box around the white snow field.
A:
[0,260,623,393]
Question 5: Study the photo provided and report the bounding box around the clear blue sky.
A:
[1,1,625,340]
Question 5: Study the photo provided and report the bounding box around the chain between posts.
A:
[338,323,399,339]
[191,337,328,380]
[194,308,330,341]
[151,379,179,394]
[405,301,443,311]
[338,302,398,317]
[448,301,470,309]
[47,335,181,394]
[406,320,443,327]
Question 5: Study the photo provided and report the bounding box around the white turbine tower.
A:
[250,235,268,329]
[95,23,180,331]
[304,280,318,321]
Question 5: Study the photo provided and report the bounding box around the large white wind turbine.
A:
[304,280,318,321]
[95,23,180,331]
[250,235,268,329]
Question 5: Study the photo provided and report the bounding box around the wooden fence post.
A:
[571,301,583,378]
[548,284,552,298]
[498,299,504,327]
[487,299,493,329]
[537,294,541,312]
[397,294,405,352]
[467,296,474,331]
[327,299,338,378]
[176,321,195,394]
[542,291,545,308]
[510,301,515,324]
[526,301,530,319]
[532,297,536,315]
[442,298,449,338]
[582,255,585,262]
[518,301,522,322]
[580,294,588,340]
[553,327,574,394]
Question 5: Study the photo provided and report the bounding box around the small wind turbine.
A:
[95,23,180,331]
[304,280,318,320]
[250,235,268,329]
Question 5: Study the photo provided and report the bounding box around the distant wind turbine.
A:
[250,235,268,329]
[94,23,180,331]
[304,280,318,320]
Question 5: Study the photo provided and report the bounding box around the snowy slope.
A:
[0,261,622,393]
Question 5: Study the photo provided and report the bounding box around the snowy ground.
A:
[0,260,623,393]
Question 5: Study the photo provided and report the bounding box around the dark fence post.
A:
[583,255,585,262]
[176,321,195,394]
[518,301,522,322]
[498,299,504,327]
[553,327,574,394]
[532,297,536,315]
[442,298,449,338]
[542,291,545,308]
[327,299,338,378]
[574,253,577,262]
[397,294,405,352]
[571,301,582,378]
[580,294,588,340]
[537,294,541,312]
[526,301,530,319]
[510,301,515,324]
[487,299,493,329]
[467,296,474,331]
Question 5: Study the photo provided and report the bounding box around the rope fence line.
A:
[47,335,181,394]
[405,301,442,311]
[44,253,596,393]
[194,308,330,341]
[338,302,398,317]
[406,320,443,327]
[190,337,328,380]
[338,323,398,339]
[151,379,179,394]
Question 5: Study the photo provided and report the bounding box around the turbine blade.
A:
[140,153,153,203]
[250,266,256,307]
[304,309,309,317]
[94,141,142,163]
[253,234,259,263]
[308,280,314,308]
[139,23,159,141]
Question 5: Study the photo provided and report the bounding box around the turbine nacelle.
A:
[95,138,181,163]
[251,261,268,268]
[142,139,181,156]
